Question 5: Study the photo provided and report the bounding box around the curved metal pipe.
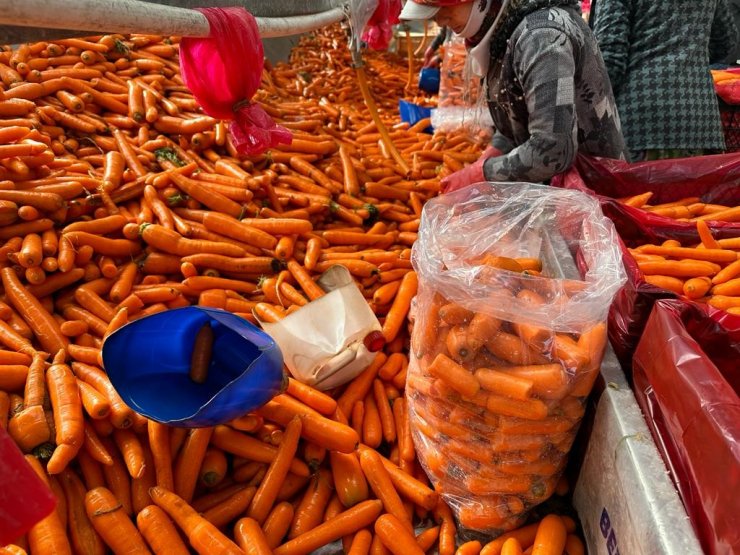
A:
[0,0,346,40]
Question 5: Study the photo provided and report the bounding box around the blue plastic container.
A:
[102,306,284,427]
[418,67,440,93]
[398,99,434,133]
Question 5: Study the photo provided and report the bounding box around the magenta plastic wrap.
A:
[632,299,740,555]
[179,8,291,155]
[0,427,56,545]
[362,0,402,50]
[552,155,740,370]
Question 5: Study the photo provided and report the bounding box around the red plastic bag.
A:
[362,0,402,50]
[552,155,740,369]
[180,8,291,155]
[633,299,740,555]
[0,426,56,545]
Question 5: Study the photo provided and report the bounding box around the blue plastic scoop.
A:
[102,306,284,428]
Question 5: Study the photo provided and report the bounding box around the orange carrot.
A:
[136,505,190,555]
[149,486,243,555]
[248,416,302,524]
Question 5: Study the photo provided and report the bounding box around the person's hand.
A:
[441,146,502,194]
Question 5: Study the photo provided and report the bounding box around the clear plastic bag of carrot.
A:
[407,182,626,534]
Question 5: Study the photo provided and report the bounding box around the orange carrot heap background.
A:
[0,25,586,555]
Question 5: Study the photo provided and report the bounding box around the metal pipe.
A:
[0,0,346,39]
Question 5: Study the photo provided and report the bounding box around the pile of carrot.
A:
[0,25,583,555]
[619,191,740,222]
[627,221,740,314]
[408,255,607,534]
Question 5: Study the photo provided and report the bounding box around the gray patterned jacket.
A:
[592,0,736,152]
[478,0,627,183]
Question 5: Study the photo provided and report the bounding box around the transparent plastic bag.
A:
[433,36,492,141]
[179,7,291,156]
[407,181,626,534]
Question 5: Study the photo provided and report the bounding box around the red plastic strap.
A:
[180,7,291,155]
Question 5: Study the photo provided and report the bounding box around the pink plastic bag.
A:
[633,299,740,555]
[180,8,291,155]
[362,0,402,50]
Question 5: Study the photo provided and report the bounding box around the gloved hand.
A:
[441,146,502,194]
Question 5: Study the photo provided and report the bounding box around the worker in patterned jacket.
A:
[592,0,737,161]
[400,0,628,191]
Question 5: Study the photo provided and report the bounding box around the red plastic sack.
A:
[633,299,740,555]
[552,155,740,369]
[0,426,56,545]
[362,0,402,50]
[180,8,291,155]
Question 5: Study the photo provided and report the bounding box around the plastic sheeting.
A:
[633,300,740,555]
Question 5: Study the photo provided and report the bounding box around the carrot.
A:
[427,353,480,398]
[46,350,84,472]
[481,522,540,555]
[287,378,337,415]
[136,505,190,555]
[712,277,740,296]
[248,416,302,523]
[382,271,417,342]
[2,266,68,354]
[500,538,523,555]
[456,541,483,555]
[173,427,213,503]
[713,258,740,285]
[287,259,325,300]
[258,394,359,453]
[149,486,243,554]
[564,535,584,555]
[25,455,73,555]
[530,514,567,555]
[83,424,113,466]
[234,517,273,555]
[8,405,50,451]
[375,513,424,555]
[289,467,334,538]
[59,469,106,555]
[202,486,257,528]
[359,448,411,530]
[196,448,226,487]
[253,502,293,549]
[643,274,685,294]
[211,425,310,476]
[683,276,712,299]
[71,362,133,429]
[273,499,383,555]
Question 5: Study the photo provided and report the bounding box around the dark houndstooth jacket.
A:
[592,0,736,152]
[479,0,628,183]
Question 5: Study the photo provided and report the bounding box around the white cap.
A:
[399,1,440,20]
